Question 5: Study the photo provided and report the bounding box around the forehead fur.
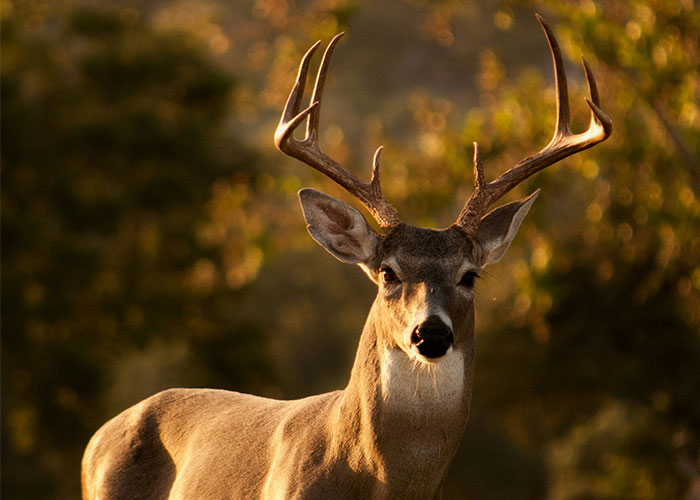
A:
[379,224,475,264]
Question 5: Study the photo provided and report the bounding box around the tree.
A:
[1,4,272,498]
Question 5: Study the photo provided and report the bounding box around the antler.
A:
[455,14,613,234]
[275,33,401,230]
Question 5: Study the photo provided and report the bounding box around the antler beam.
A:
[455,14,613,234]
[275,33,401,230]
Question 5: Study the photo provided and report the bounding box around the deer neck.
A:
[330,300,474,491]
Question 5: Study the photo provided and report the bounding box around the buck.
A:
[82,15,611,500]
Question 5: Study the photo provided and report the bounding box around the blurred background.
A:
[2,0,699,498]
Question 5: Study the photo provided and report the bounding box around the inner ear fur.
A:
[299,188,380,265]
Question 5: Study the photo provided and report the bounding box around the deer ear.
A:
[299,188,379,265]
[475,190,540,267]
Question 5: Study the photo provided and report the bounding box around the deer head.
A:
[275,15,612,368]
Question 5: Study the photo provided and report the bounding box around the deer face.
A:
[299,188,538,363]
[372,225,476,361]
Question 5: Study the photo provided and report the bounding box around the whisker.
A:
[431,365,439,397]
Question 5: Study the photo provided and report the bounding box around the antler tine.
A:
[541,13,571,138]
[472,142,485,191]
[370,146,384,195]
[582,57,613,137]
[274,35,401,230]
[274,41,321,149]
[456,14,612,234]
[306,33,343,143]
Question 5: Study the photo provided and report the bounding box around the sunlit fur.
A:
[82,191,535,500]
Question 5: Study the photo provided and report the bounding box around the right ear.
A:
[474,190,539,267]
[298,188,380,266]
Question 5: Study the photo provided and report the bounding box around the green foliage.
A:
[547,402,684,500]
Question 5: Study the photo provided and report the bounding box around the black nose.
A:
[411,315,454,359]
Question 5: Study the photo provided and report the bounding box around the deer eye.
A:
[380,267,399,284]
[459,271,479,288]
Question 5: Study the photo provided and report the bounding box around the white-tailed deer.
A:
[82,15,611,500]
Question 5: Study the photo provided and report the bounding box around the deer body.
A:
[83,225,479,500]
[82,16,611,500]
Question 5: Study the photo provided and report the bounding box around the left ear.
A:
[474,190,539,267]
[298,188,380,265]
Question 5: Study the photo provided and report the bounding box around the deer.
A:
[81,15,611,500]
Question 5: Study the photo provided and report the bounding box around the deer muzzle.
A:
[411,315,454,359]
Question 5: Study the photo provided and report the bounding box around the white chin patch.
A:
[380,348,464,407]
